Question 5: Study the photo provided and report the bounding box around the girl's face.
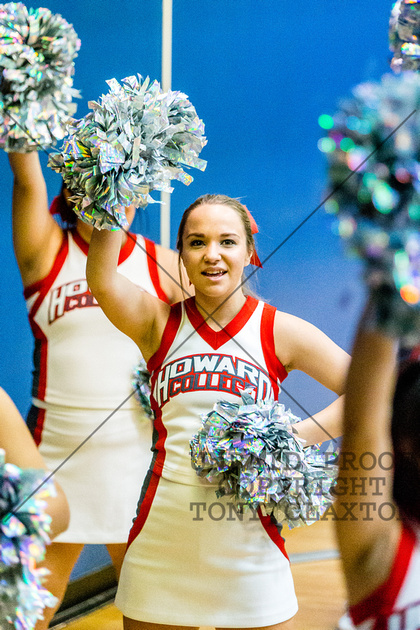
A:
[181,203,252,301]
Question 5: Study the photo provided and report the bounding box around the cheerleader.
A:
[87,193,350,629]
[335,299,420,628]
[7,151,185,629]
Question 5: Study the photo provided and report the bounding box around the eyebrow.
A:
[186,232,239,238]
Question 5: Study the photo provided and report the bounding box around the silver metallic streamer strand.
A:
[390,0,420,72]
[190,393,338,529]
[319,72,420,339]
[48,74,207,229]
[0,450,56,629]
[0,2,81,151]
[132,359,153,420]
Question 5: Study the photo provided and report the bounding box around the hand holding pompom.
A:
[190,393,337,529]
[0,2,81,152]
[48,75,207,230]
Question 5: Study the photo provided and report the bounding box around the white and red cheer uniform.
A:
[115,296,298,626]
[24,229,169,543]
[350,522,420,630]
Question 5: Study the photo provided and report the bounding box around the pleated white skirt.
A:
[115,472,298,627]
[33,403,153,543]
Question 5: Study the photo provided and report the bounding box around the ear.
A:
[244,247,252,268]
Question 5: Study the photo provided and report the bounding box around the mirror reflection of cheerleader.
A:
[7,151,185,630]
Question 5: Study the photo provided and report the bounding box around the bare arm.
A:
[0,388,70,539]
[335,319,400,605]
[155,244,192,303]
[86,227,170,360]
[8,152,63,287]
[274,312,350,444]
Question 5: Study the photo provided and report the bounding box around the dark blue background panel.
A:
[0,0,391,578]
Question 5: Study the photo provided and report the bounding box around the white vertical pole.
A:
[160,0,172,248]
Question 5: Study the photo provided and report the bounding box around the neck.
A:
[194,290,247,330]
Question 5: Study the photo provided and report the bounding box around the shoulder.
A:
[273,310,326,367]
[272,309,350,386]
[154,243,179,268]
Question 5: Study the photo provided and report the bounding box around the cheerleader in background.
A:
[7,151,185,629]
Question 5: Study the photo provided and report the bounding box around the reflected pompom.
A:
[0,2,81,151]
[319,72,420,336]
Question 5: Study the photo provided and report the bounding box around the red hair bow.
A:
[244,206,263,268]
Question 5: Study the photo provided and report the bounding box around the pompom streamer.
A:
[132,359,153,420]
[319,72,420,334]
[0,2,81,152]
[190,394,337,529]
[0,450,57,629]
[48,75,207,230]
[390,0,420,72]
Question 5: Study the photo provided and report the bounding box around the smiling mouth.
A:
[202,270,227,277]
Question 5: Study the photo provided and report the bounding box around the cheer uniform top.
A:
[115,297,298,626]
[23,228,169,543]
[349,523,420,630]
[146,295,287,486]
[25,229,168,413]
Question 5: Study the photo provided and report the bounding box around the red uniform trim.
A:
[147,302,183,373]
[350,523,416,626]
[126,471,162,550]
[144,238,170,304]
[24,232,68,301]
[24,233,69,401]
[32,407,46,447]
[147,405,168,478]
[71,227,136,264]
[260,303,288,397]
[258,508,289,561]
[185,295,259,351]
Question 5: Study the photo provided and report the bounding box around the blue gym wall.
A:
[0,1,392,578]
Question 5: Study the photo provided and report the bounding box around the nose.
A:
[204,241,221,262]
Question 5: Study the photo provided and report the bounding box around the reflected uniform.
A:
[25,229,168,543]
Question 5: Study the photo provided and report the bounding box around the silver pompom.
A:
[0,2,81,151]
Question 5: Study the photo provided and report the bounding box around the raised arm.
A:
[8,152,63,287]
[0,388,69,539]
[274,311,350,444]
[86,227,170,360]
[155,243,192,303]
[335,314,399,605]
